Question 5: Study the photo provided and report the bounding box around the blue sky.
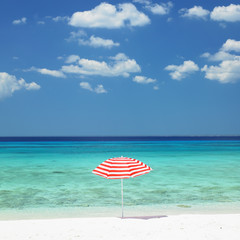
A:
[0,0,240,136]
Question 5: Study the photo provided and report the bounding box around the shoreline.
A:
[1,203,240,220]
[1,214,240,240]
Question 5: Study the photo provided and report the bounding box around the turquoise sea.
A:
[0,138,240,219]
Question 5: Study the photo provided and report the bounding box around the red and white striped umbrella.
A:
[92,156,152,179]
[92,156,152,217]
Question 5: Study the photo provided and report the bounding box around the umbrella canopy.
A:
[92,156,152,217]
[92,156,152,179]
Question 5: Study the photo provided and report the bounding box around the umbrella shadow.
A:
[120,215,168,220]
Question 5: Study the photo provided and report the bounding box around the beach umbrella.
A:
[92,156,152,218]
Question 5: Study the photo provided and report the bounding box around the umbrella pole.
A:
[121,178,124,218]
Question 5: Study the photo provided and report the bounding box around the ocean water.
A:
[0,138,240,218]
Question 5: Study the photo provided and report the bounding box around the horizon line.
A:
[1,135,240,138]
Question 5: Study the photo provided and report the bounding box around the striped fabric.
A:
[92,156,152,179]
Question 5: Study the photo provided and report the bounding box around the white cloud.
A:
[65,55,80,64]
[221,39,240,52]
[201,60,240,83]
[133,75,156,84]
[28,67,66,78]
[201,51,239,61]
[211,4,240,22]
[153,85,159,90]
[146,2,173,15]
[66,30,87,42]
[62,53,141,77]
[0,72,40,99]
[133,0,173,15]
[27,54,140,81]
[69,2,150,28]
[201,52,211,58]
[95,84,107,94]
[12,17,27,25]
[66,30,119,48]
[80,82,107,94]
[179,6,210,19]
[52,16,70,22]
[109,53,128,61]
[165,60,199,80]
[78,35,120,48]
[201,39,240,83]
[133,0,151,4]
[219,23,227,28]
[80,82,93,91]
[23,81,40,90]
[201,39,240,62]
[37,21,45,25]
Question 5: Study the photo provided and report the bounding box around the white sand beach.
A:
[1,214,240,240]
